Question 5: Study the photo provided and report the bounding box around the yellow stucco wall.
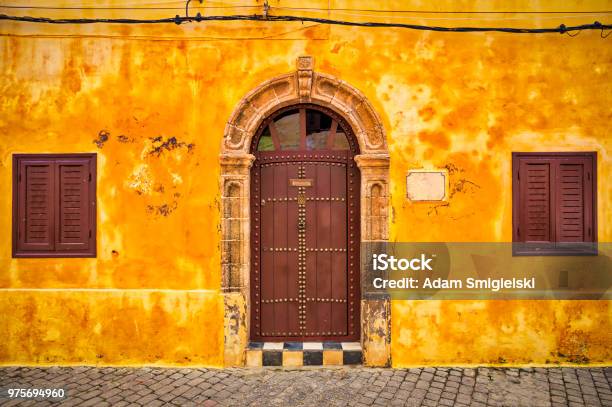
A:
[0,0,610,366]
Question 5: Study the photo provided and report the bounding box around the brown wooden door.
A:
[250,105,360,341]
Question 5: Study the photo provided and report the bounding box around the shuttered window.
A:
[12,154,96,258]
[512,152,597,256]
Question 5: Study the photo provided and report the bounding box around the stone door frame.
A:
[220,56,390,366]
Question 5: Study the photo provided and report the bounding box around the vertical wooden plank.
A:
[555,159,585,242]
[348,158,360,338]
[17,159,55,253]
[273,163,288,336]
[584,156,595,242]
[54,159,90,252]
[330,163,347,335]
[260,164,275,335]
[304,163,317,335]
[545,160,554,243]
[519,160,552,243]
[512,154,519,243]
[87,155,97,257]
[316,164,332,336]
[589,153,597,243]
[250,163,260,337]
[550,159,557,243]
[286,163,300,336]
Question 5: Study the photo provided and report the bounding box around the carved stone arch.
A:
[220,56,390,367]
[222,56,387,155]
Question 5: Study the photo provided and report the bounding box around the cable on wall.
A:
[185,0,201,18]
[1,3,611,14]
[0,13,610,35]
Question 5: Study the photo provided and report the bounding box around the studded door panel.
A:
[251,152,359,341]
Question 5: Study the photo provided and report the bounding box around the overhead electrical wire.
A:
[188,0,612,14]
[2,6,609,21]
[1,3,611,14]
[0,12,610,35]
[0,5,259,10]
[285,9,612,21]
[0,0,610,35]
[271,7,612,15]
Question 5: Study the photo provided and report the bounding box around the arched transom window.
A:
[257,108,350,151]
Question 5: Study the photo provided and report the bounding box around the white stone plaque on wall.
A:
[406,170,447,201]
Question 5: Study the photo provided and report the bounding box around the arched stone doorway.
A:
[249,103,361,342]
[220,56,390,366]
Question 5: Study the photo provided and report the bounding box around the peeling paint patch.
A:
[146,201,178,217]
[223,293,248,367]
[443,163,481,199]
[170,172,183,186]
[147,136,195,157]
[117,134,135,143]
[449,178,481,199]
[126,164,153,195]
[362,299,391,367]
[93,130,110,148]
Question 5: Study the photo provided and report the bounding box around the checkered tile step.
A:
[246,342,362,367]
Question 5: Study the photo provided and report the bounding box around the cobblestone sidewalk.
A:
[1,366,610,407]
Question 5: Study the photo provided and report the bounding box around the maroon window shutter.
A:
[13,154,96,258]
[517,159,553,243]
[554,157,594,243]
[513,152,596,254]
[16,159,56,253]
[54,158,93,253]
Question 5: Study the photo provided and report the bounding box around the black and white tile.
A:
[246,342,363,367]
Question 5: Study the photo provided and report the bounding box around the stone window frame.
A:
[220,56,390,367]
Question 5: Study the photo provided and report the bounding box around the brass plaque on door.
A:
[290,178,313,187]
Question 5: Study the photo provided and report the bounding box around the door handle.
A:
[298,219,306,230]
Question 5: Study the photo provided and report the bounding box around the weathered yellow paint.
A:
[392,301,611,367]
[0,290,223,366]
[0,0,610,366]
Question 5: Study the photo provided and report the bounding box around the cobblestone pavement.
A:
[1,366,611,407]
